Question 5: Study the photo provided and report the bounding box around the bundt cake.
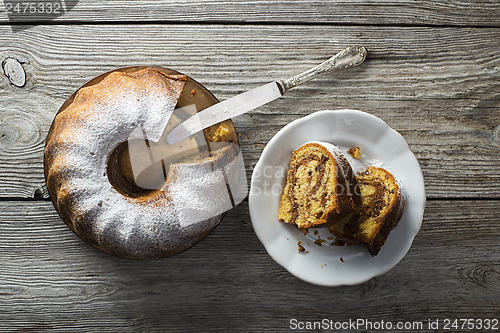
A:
[278,142,360,229]
[44,67,241,259]
[329,166,406,256]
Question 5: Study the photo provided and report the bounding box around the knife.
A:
[167,45,367,145]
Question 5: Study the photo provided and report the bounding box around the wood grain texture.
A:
[0,0,499,27]
[0,25,499,198]
[0,200,498,331]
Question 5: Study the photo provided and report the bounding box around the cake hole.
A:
[107,141,155,198]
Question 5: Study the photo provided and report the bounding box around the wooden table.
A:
[1,1,499,331]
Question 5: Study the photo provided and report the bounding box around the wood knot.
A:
[2,57,26,87]
[33,185,49,200]
[459,263,499,288]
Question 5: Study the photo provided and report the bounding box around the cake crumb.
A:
[347,146,361,159]
[190,88,196,97]
[297,241,305,253]
[314,238,326,246]
[211,124,230,142]
[340,257,344,262]
[248,113,256,124]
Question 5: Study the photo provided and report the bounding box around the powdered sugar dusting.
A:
[169,161,232,228]
[168,144,242,229]
[45,68,232,259]
[365,158,385,168]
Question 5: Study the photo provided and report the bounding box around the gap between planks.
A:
[1,20,500,29]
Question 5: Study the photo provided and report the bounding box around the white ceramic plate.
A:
[249,110,426,286]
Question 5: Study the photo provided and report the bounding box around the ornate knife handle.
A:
[277,45,367,94]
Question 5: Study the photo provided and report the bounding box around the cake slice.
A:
[329,166,406,256]
[278,142,360,229]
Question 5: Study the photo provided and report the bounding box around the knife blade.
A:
[167,45,367,145]
[167,82,282,144]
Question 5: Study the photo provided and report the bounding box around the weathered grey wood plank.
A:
[0,25,499,198]
[0,0,499,27]
[0,200,498,331]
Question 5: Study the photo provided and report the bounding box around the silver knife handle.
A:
[277,45,367,94]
